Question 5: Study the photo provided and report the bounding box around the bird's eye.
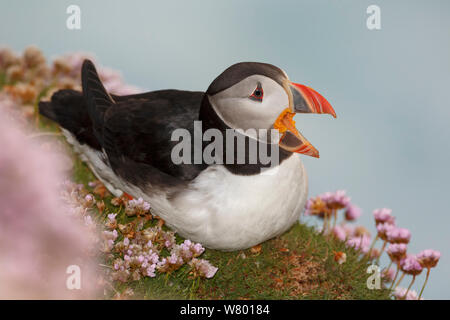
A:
[249,84,263,102]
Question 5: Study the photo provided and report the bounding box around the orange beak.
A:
[274,81,336,158]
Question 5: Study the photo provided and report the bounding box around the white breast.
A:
[163,154,308,250]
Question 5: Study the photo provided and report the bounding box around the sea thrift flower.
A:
[162,230,176,249]
[400,255,422,276]
[394,287,421,300]
[331,226,347,241]
[344,204,361,221]
[342,224,356,238]
[387,227,411,244]
[326,190,351,210]
[84,194,95,207]
[346,235,371,253]
[304,196,328,217]
[189,258,219,279]
[417,249,440,269]
[105,213,118,229]
[125,197,151,216]
[417,249,441,299]
[354,226,370,237]
[0,112,98,299]
[373,208,395,225]
[382,268,396,282]
[157,255,184,274]
[387,243,408,262]
[376,222,396,241]
[23,46,46,68]
[172,240,205,262]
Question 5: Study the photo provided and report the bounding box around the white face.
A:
[207,74,289,139]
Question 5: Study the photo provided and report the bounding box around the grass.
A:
[37,115,391,300]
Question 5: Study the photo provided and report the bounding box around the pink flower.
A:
[344,204,361,221]
[376,222,396,241]
[400,255,423,276]
[382,268,396,282]
[417,249,441,269]
[325,190,351,209]
[331,226,347,241]
[0,112,98,299]
[394,287,421,300]
[346,235,371,253]
[125,197,151,216]
[386,227,411,244]
[373,208,395,225]
[189,258,218,279]
[144,264,156,278]
[387,243,407,262]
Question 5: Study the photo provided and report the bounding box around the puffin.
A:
[39,60,336,251]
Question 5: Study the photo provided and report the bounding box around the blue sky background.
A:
[1,0,449,299]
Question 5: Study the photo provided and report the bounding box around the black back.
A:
[39,60,293,189]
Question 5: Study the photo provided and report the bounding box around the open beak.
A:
[274,81,336,158]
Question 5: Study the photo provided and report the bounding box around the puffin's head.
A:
[206,62,336,158]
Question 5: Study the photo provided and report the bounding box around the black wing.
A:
[101,90,207,185]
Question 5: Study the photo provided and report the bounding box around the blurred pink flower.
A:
[331,225,347,241]
[346,235,371,253]
[387,227,411,244]
[382,268,396,282]
[387,243,408,262]
[394,287,421,300]
[0,112,99,299]
[344,204,361,221]
[189,258,218,279]
[400,255,423,276]
[376,222,396,241]
[322,190,351,209]
[373,208,395,225]
[417,249,441,269]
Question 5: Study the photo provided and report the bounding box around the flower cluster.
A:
[394,287,422,300]
[101,198,217,283]
[0,46,140,126]
[305,190,352,217]
[125,197,151,216]
[369,208,440,300]
[305,190,441,300]
[0,112,99,298]
[304,190,362,238]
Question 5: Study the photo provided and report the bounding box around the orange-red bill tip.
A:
[290,82,336,118]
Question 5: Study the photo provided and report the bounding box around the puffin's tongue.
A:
[274,108,319,158]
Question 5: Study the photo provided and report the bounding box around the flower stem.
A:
[375,241,386,265]
[394,272,405,289]
[332,209,337,229]
[404,275,416,299]
[368,234,379,259]
[389,265,400,290]
[418,268,431,299]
